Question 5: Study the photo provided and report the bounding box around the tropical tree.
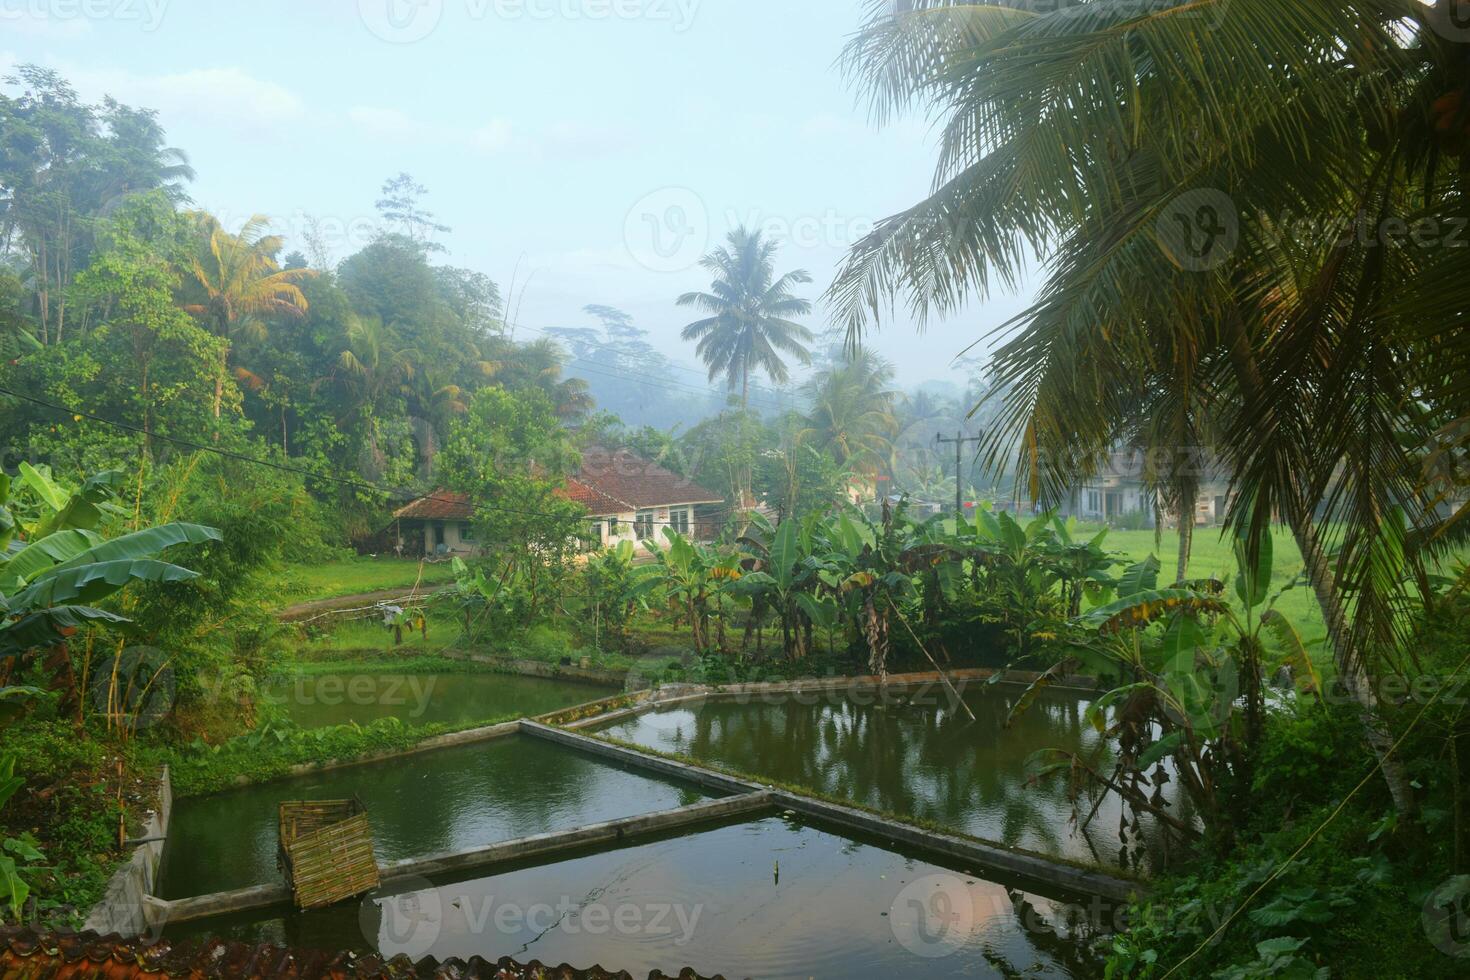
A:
[830,0,1470,815]
[184,213,314,423]
[800,346,901,489]
[1020,529,1322,854]
[331,316,417,478]
[679,227,815,409]
[0,66,195,345]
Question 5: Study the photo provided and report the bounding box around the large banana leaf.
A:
[1118,555,1161,598]
[27,468,124,538]
[1084,588,1231,634]
[8,559,201,611]
[0,606,133,657]
[1262,610,1322,697]
[48,523,221,574]
[769,520,801,590]
[0,530,104,589]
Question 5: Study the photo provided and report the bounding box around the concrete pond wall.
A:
[87,669,1135,941]
[83,766,172,937]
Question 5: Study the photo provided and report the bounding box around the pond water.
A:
[263,672,615,729]
[157,735,710,900]
[165,814,1108,979]
[593,682,1177,870]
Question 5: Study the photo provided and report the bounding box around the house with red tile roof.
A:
[389,450,726,556]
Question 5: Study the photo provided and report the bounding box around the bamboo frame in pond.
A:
[277,798,381,910]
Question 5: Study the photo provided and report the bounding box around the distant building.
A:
[568,447,727,550]
[389,449,727,557]
[1056,448,1235,527]
[390,491,478,557]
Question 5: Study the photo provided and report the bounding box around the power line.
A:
[0,385,743,531]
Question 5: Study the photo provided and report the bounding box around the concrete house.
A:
[390,491,478,557]
[566,448,727,551]
[1058,449,1235,527]
[389,449,727,557]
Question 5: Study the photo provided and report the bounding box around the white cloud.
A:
[53,66,307,133]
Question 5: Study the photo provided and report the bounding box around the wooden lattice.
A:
[277,798,380,910]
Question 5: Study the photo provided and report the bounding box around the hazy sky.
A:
[2,0,1039,389]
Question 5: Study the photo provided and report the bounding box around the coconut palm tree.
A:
[679,228,815,409]
[801,347,901,489]
[184,213,315,423]
[830,0,1470,815]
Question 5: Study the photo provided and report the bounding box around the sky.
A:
[2,0,1039,391]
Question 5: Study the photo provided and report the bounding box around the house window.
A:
[635,511,655,539]
[460,523,475,543]
[1086,490,1101,513]
[434,523,447,547]
[669,507,691,536]
[608,517,621,536]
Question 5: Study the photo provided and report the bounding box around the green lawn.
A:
[276,558,460,605]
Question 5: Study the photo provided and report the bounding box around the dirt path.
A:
[278,587,449,623]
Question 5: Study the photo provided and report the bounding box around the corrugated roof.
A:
[0,928,723,980]
[576,449,724,510]
[393,492,474,522]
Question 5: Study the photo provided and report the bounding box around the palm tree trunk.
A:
[1176,497,1194,585]
[1225,316,1415,816]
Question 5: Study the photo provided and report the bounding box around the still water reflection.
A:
[166,815,1108,979]
[158,735,709,899]
[594,682,1175,869]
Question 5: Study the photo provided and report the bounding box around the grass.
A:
[275,557,459,606]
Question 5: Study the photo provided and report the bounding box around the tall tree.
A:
[829,0,1470,816]
[375,172,450,252]
[679,227,815,410]
[184,214,313,424]
[801,347,900,487]
[0,66,193,345]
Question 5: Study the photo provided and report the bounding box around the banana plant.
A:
[635,529,727,651]
[0,465,220,723]
[0,754,41,923]
[1018,523,1319,850]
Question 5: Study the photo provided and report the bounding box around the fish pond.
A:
[165,813,1109,979]
[262,671,616,730]
[157,734,709,899]
[592,681,1180,870]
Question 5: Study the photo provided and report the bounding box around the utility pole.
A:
[936,431,983,519]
